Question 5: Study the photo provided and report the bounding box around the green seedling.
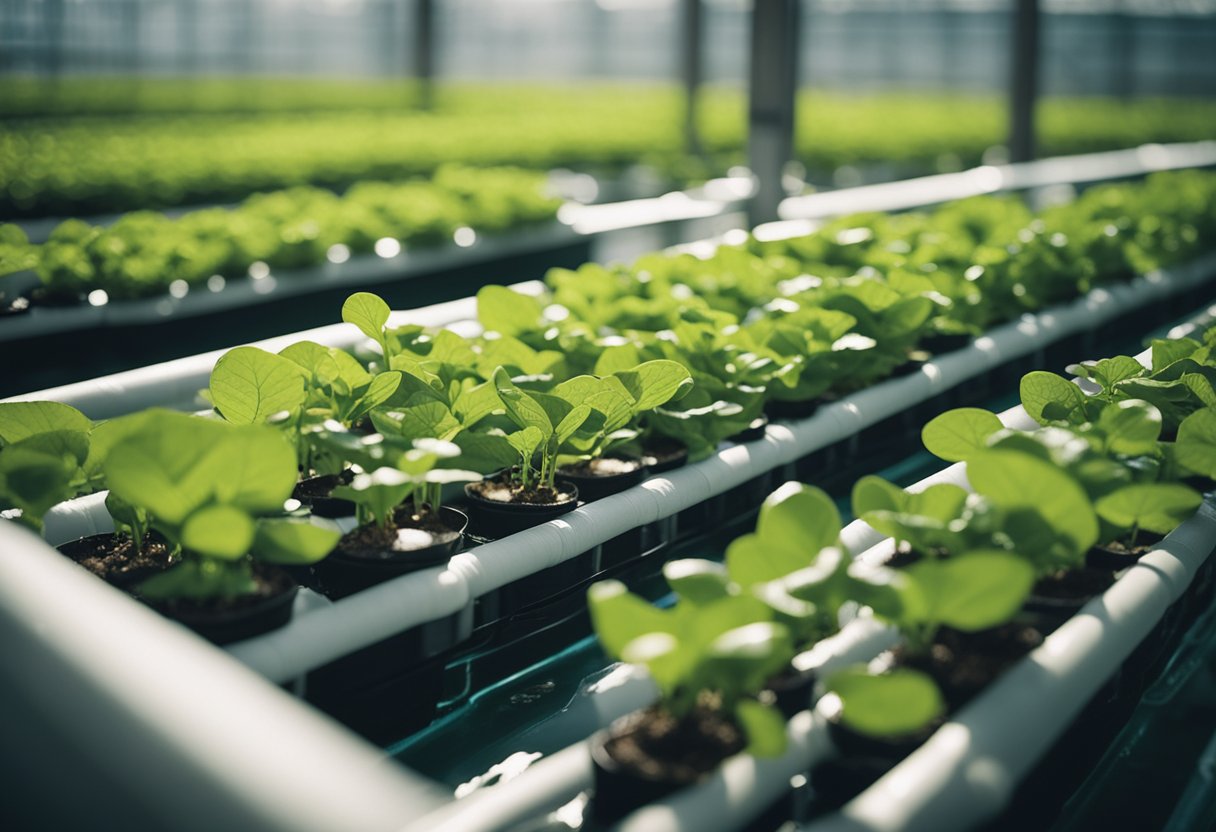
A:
[0,401,92,531]
[102,410,340,602]
[588,578,792,757]
[330,437,480,530]
[492,366,592,493]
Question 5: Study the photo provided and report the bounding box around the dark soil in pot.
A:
[1086,531,1164,571]
[590,705,745,823]
[642,437,690,474]
[312,505,468,599]
[894,623,1044,711]
[58,531,176,590]
[556,455,646,501]
[728,414,769,443]
[291,469,356,518]
[147,563,298,645]
[463,476,579,537]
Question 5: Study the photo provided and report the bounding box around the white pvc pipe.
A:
[778,141,1216,222]
[0,519,445,832]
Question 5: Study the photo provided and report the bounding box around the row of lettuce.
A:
[0,170,1212,625]
[5,84,1216,217]
[0,165,560,303]
[582,325,1216,820]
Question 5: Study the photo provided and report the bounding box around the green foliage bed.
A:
[1,80,1213,217]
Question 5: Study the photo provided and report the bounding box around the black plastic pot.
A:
[556,456,646,502]
[462,479,579,537]
[291,470,356,519]
[807,714,936,815]
[728,414,769,443]
[306,627,452,745]
[150,573,299,646]
[1021,566,1116,633]
[889,355,929,378]
[767,667,818,718]
[766,397,822,421]
[919,332,972,355]
[642,439,690,474]
[808,755,900,814]
[825,713,936,761]
[1085,532,1163,572]
[474,545,597,628]
[312,506,468,599]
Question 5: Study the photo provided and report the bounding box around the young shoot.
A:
[492,366,591,493]
[330,437,480,529]
[0,401,93,532]
[102,410,340,602]
[588,578,793,757]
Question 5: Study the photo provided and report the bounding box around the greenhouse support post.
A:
[1008,0,1041,163]
[748,0,800,226]
[681,0,705,158]
[414,0,435,110]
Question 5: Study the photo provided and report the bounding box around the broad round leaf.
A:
[477,285,543,337]
[921,408,1003,462]
[204,427,300,513]
[1177,408,1216,479]
[825,667,944,738]
[253,517,342,565]
[663,559,732,606]
[587,580,676,659]
[1096,399,1162,456]
[726,534,807,588]
[0,401,91,445]
[851,475,905,518]
[1095,483,1202,536]
[756,482,841,553]
[967,449,1099,557]
[102,410,231,525]
[907,550,1035,631]
[1020,371,1086,425]
[181,504,256,560]
[614,360,695,411]
[342,292,391,345]
[209,346,307,425]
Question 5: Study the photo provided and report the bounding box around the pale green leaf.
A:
[921,408,1003,462]
[209,346,307,425]
[181,504,256,561]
